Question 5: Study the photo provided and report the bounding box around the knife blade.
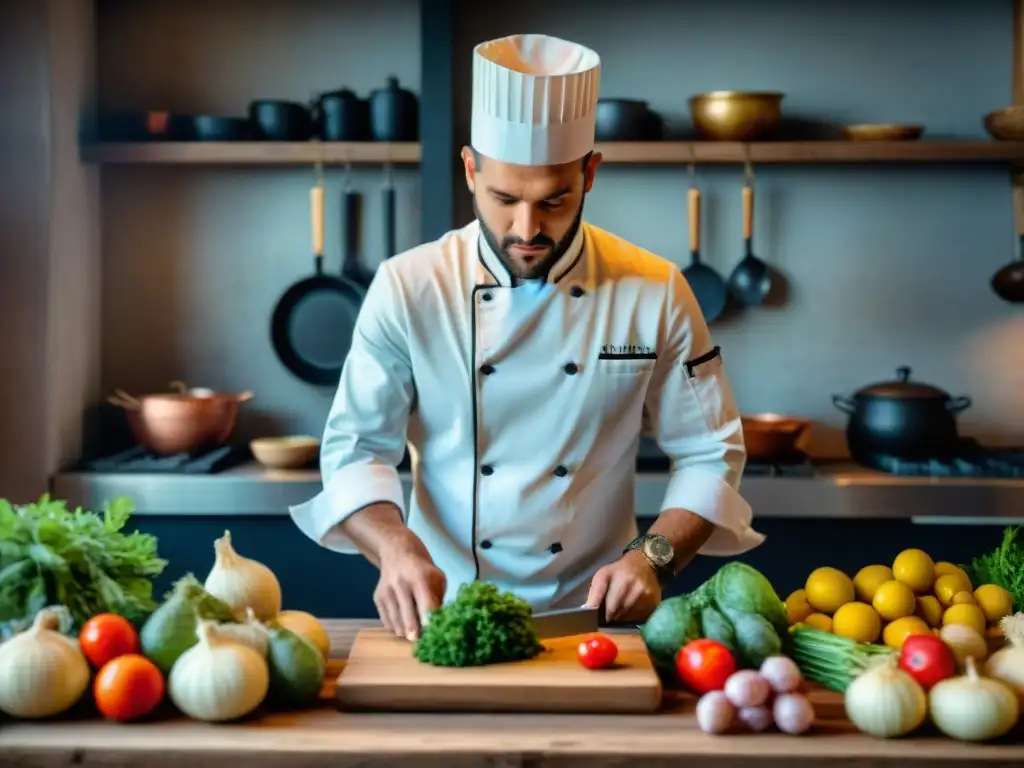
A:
[529,606,602,639]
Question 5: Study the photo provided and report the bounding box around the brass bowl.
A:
[250,436,320,469]
[741,413,811,462]
[845,124,924,141]
[689,91,785,141]
[984,106,1024,141]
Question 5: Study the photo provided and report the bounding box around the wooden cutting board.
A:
[335,629,662,713]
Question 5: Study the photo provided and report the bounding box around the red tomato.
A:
[577,634,619,669]
[94,654,165,722]
[79,613,140,668]
[898,634,957,690]
[675,639,737,694]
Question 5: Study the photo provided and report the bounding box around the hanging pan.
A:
[681,161,727,322]
[271,163,366,386]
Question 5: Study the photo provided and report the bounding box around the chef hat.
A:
[471,34,601,167]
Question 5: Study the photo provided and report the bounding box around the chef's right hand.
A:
[374,533,446,640]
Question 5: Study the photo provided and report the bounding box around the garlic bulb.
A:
[168,619,269,722]
[0,608,91,718]
[204,530,282,622]
[930,656,1019,741]
[983,613,1024,705]
[844,656,927,738]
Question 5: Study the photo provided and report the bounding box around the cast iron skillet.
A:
[271,175,366,386]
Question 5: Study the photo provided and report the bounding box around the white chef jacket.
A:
[290,220,764,611]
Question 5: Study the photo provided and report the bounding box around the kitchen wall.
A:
[0,1,52,503]
[84,0,1024,462]
[96,0,421,438]
[1,0,100,503]
[450,0,1024,453]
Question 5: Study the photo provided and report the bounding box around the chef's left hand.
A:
[585,550,661,623]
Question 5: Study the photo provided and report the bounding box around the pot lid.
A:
[854,366,950,399]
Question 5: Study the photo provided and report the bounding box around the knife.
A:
[529,605,604,639]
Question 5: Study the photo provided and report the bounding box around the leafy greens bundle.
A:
[0,494,166,638]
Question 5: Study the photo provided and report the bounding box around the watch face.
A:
[644,535,674,566]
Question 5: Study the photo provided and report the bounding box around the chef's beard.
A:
[474,194,586,281]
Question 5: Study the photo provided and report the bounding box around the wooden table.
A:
[1,619,1023,767]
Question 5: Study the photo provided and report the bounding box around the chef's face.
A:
[462,147,601,280]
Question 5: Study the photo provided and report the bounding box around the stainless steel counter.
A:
[51,462,1024,522]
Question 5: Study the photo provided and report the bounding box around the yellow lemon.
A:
[934,572,973,605]
[832,602,882,643]
[892,548,935,593]
[805,567,855,614]
[853,564,895,603]
[951,591,975,606]
[974,584,1014,624]
[803,613,833,632]
[915,595,943,627]
[934,561,972,586]
[872,579,917,621]
[882,616,932,649]
[785,589,812,625]
[942,603,987,635]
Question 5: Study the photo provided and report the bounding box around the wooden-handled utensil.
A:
[681,163,727,321]
[270,163,367,386]
[727,158,772,306]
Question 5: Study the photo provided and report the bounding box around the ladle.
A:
[991,185,1024,303]
[727,152,772,306]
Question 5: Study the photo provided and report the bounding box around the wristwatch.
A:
[623,533,675,585]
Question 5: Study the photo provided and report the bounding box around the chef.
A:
[291,33,764,639]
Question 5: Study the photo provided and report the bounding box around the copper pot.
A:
[741,413,810,462]
[108,381,253,455]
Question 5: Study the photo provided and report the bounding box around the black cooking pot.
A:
[594,99,664,141]
[316,88,370,141]
[832,366,972,462]
[248,100,312,141]
[368,76,418,142]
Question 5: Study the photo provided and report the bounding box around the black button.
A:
[554,465,568,477]
[481,292,493,302]
[549,542,563,554]
[480,363,495,375]
[480,539,493,549]
[563,362,579,375]
[480,464,494,476]
[569,285,584,298]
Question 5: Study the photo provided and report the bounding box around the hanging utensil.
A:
[270,162,366,387]
[991,184,1024,303]
[383,162,396,259]
[727,154,772,306]
[680,161,727,322]
[340,162,374,289]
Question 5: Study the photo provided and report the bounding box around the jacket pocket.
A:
[684,346,731,433]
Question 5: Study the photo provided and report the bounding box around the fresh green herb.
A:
[967,526,1024,611]
[789,625,894,692]
[0,494,166,638]
[413,581,543,667]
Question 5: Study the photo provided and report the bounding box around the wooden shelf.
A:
[595,140,1024,164]
[79,140,1024,167]
[80,141,421,165]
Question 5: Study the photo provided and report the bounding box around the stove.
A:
[73,445,251,474]
[635,437,816,477]
[866,440,1024,478]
